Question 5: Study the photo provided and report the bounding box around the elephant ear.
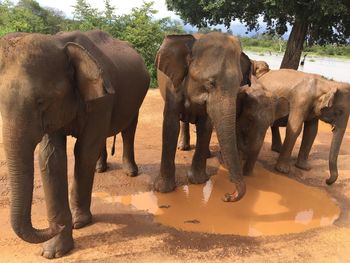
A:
[314,81,337,115]
[240,52,252,87]
[156,34,196,87]
[65,42,114,101]
[237,86,249,117]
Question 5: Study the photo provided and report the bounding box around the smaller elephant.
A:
[237,77,289,176]
[258,69,350,184]
[176,75,289,178]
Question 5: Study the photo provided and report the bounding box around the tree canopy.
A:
[166,0,350,69]
[0,0,185,86]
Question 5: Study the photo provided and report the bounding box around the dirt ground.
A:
[0,89,349,262]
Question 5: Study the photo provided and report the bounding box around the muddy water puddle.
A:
[93,164,340,237]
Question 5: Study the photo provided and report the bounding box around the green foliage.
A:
[0,0,185,88]
[118,2,167,87]
[0,0,67,35]
[166,0,350,45]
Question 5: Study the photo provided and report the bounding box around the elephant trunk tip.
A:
[326,171,338,185]
[222,179,246,202]
[12,223,65,244]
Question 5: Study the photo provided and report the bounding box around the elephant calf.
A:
[176,76,289,177]
[256,67,350,184]
[237,77,289,176]
[0,30,149,258]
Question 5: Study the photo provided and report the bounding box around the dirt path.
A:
[0,90,349,262]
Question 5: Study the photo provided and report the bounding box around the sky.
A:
[34,0,288,38]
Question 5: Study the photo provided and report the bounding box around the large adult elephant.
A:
[0,30,149,258]
[154,32,252,202]
[257,69,350,184]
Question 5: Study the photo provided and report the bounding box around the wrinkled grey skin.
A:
[155,32,252,202]
[236,77,289,176]
[0,30,149,258]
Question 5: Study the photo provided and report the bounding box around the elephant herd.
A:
[0,30,348,258]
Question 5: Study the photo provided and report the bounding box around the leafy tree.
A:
[119,2,168,87]
[0,0,67,35]
[165,0,350,69]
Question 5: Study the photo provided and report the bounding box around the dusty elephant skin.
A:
[0,30,149,258]
[236,77,289,176]
[256,68,350,184]
[154,32,252,202]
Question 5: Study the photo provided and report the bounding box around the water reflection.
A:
[93,164,340,236]
[246,52,350,83]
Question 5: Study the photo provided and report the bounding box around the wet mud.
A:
[93,164,339,236]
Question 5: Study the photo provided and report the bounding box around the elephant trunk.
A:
[207,91,246,201]
[327,113,349,185]
[3,124,63,244]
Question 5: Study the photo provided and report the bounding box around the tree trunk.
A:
[280,18,308,70]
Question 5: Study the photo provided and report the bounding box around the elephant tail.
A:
[111,135,116,156]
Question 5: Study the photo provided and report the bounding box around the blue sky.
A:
[34,0,289,38]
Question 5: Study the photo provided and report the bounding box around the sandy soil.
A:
[0,89,349,262]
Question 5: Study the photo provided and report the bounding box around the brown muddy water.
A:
[93,163,340,237]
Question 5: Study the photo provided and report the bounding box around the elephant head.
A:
[251,60,270,78]
[314,80,350,184]
[0,32,114,244]
[156,32,252,201]
[237,77,289,175]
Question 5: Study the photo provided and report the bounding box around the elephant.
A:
[175,75,288,177]
[154,32,252,202]
[0,30,149,258]
[95,132,139,176]
[257,69,350,184]
[237,77,289,176]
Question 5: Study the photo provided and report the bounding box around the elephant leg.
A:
[271,125,283,153]
[39,133,73,259]
[121,112,139,177]
[188,116,212,184]
[178,121,191,151]
[275,112,304,174]
[95,143,108,173]
[296,118,318,170]
[154,99,180,193]
[243,143,263,176]
[70,132,107,229]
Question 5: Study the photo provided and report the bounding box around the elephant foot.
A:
[275,162,290,174]
[271,143,282,153]
[295,160,312,171]
[72,209,92,229]
[123,161,139,177]
[41,224,73,259]
[153,176,176,193]
[178,143,191,151]
[95,160,108,173]
[187,169,209,184]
